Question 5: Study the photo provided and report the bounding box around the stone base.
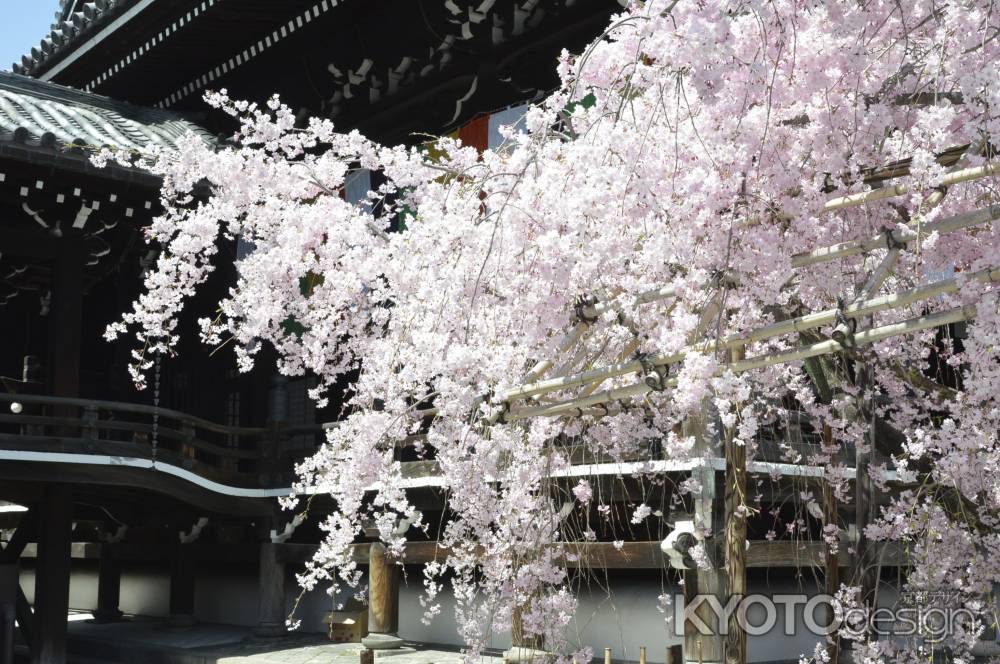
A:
[91,608,124,623]
[168,613,196,628]
[503,647,551,663]
[361,632,405,650]
[252,621,288,638]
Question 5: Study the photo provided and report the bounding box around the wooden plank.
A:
[746,541,824,567]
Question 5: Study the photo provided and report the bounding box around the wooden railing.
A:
[0,393,326,489]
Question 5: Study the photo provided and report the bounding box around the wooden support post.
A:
[854,443,876,624]
[0,564,16,664]
[361,542,402,650]
[505,601,547,663]
[684,463,723,664]
[511,604,525,647]
[822,480,840,662]
[47,248,84,412]
[820,424,840,663]
[168,544,196,627]
[681,402,724,664]
[254,542,287,637]
[724,347,746,664]
[92,544,123,623]
[854,369,878,621]
[32,485,73,664]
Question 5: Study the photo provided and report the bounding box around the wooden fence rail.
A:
[0,392,327,488]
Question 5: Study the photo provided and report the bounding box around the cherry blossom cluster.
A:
[103,0,1000,660]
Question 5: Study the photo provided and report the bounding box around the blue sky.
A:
[0,1,60,71]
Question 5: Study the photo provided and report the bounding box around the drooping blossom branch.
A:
[103,0,1000,660]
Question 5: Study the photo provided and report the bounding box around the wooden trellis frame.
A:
[383,150,998,664]
[486,151,998,664]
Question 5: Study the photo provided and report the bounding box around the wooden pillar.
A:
[361,543,402,649]
[254,543,287,637]
[168,544,196,627]
[32,485,73,664]
[0,564,17,664]
[92,544,123,623]
[723,348,746,664]
[47,248,84,407]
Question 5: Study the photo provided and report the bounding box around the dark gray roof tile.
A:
[0,70,213,156]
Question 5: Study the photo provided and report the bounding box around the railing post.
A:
[181,419,196,463]
[82,405,98,443]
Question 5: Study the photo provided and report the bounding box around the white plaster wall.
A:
[19,562,866,663]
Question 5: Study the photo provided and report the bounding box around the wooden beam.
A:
[14,586,32,659]
[272,539,905,571]
[0,511,36,564]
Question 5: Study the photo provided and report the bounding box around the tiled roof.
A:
[11,0,136,77]
[0,70,213,155]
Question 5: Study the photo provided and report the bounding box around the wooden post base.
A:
[361,633,404,650]
[502,647,551,663]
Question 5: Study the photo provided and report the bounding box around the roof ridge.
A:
[12,0,137,77]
